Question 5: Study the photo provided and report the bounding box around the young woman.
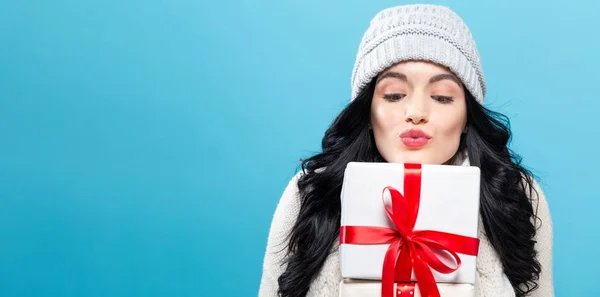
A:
[258,4,553,297]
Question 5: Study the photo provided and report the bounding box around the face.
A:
[370,61,467,165]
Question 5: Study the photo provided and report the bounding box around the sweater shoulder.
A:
[258,170,307,296]
[263,170,306,250]
[276,170,305,218]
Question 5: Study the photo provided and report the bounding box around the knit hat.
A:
[350,4,486,104]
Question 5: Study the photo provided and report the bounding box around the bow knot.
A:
[404,233,416,242]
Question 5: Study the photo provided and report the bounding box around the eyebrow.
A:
[428,73,462,86]
[376,72,407,84]
[375,71,462,87]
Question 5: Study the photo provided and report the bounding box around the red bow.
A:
[340,163,480,297]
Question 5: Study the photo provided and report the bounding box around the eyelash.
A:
[383,93,405,101]
[431,96,454,103]
[383,94,454,104]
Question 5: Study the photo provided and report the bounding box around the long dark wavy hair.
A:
[276,78,542,297]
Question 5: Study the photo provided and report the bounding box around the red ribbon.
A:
[340,163,480,297]
[396,283,416,296]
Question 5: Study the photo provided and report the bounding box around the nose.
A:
[404,95,429,124]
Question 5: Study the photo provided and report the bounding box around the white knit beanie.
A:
[350,4,487,104]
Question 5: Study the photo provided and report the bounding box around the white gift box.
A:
[338,279,475,297]
[339,162,481,284]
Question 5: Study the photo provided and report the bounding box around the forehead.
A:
[379,60,455,77]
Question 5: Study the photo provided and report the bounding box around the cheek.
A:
[371,102,400,131]
[436,112,466,139]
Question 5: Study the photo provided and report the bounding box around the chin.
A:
[387,151,443,165]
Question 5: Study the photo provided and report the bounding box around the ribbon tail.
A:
[413,253,441,297]
[395,242,413,282]
[382,240,402,297]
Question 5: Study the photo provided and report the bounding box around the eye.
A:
[431,95,454,103]
[383,93,406,102]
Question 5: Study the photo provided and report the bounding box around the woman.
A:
[259,4,553,297]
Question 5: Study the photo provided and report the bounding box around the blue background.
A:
[0,0,597,296]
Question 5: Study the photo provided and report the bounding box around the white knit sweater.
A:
[258,158,554,297]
